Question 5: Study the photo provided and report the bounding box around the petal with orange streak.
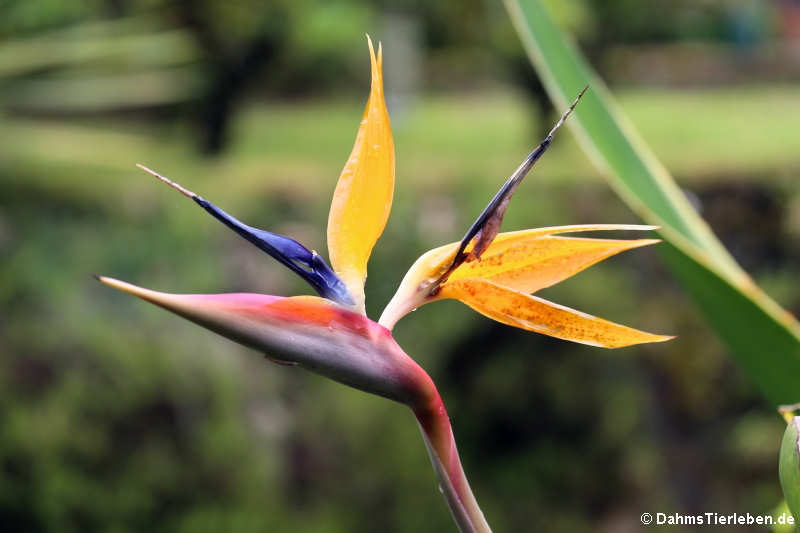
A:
[379,225,657,329]
[327,37,395,312]
[439,279,672,348]
[448,235,659,294]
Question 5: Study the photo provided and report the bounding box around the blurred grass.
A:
[4,84,799,203]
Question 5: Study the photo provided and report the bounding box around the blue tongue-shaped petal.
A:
[138,165,355,307]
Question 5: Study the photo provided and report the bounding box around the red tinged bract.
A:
[97,276,432,406]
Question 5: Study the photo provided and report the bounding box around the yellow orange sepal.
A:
[439,279,672,348]
[327,36,395,313]
[380,224,672,347]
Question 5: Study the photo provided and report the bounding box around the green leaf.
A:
[504,0,800,405]
[780,418,800,525]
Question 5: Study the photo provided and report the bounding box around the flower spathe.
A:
[98,37,671,533]
[95,276,432,405]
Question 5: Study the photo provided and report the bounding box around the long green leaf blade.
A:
[504,0,800,405]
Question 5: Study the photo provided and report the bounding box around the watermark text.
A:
[640,512,794,527]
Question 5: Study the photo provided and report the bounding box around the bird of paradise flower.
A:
[97,37,671,533]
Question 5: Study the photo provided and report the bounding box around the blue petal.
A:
[193,197,355,306]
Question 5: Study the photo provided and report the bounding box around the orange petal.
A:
[439,279,672,348]
[448,235,659,294]
[379,224,657,329]
[488,223,659,241]
[327,37,395,313]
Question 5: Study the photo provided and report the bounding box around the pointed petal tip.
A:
[137,164,196,199]
[599,332,675,349]
[569,85,588,110]
[367,36,381,86]
[96,276,206,312]
[96,276,175,312]
[590,335,674,349]
[95,275,157,301]
[628,238,662,249]
[597,224,659,231]
[364,35,382,59]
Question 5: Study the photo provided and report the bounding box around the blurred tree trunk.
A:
[176,1,286,155]
[199,36,278,154]
[510,56,553,140]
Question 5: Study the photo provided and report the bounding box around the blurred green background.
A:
[2,1,800,531]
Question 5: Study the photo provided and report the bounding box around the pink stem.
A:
[409,379,492,533]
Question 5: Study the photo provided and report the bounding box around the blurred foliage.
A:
[0,0,781,151]
[1,1,799,532]
[582,0,771,45]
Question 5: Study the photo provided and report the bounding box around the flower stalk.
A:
[413,392,492,533]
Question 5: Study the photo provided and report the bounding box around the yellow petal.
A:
[439,279,672,348]
[488,223,658,241]
[327,37,395,313]
[448,235,659,294]
[379,224,657,329]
